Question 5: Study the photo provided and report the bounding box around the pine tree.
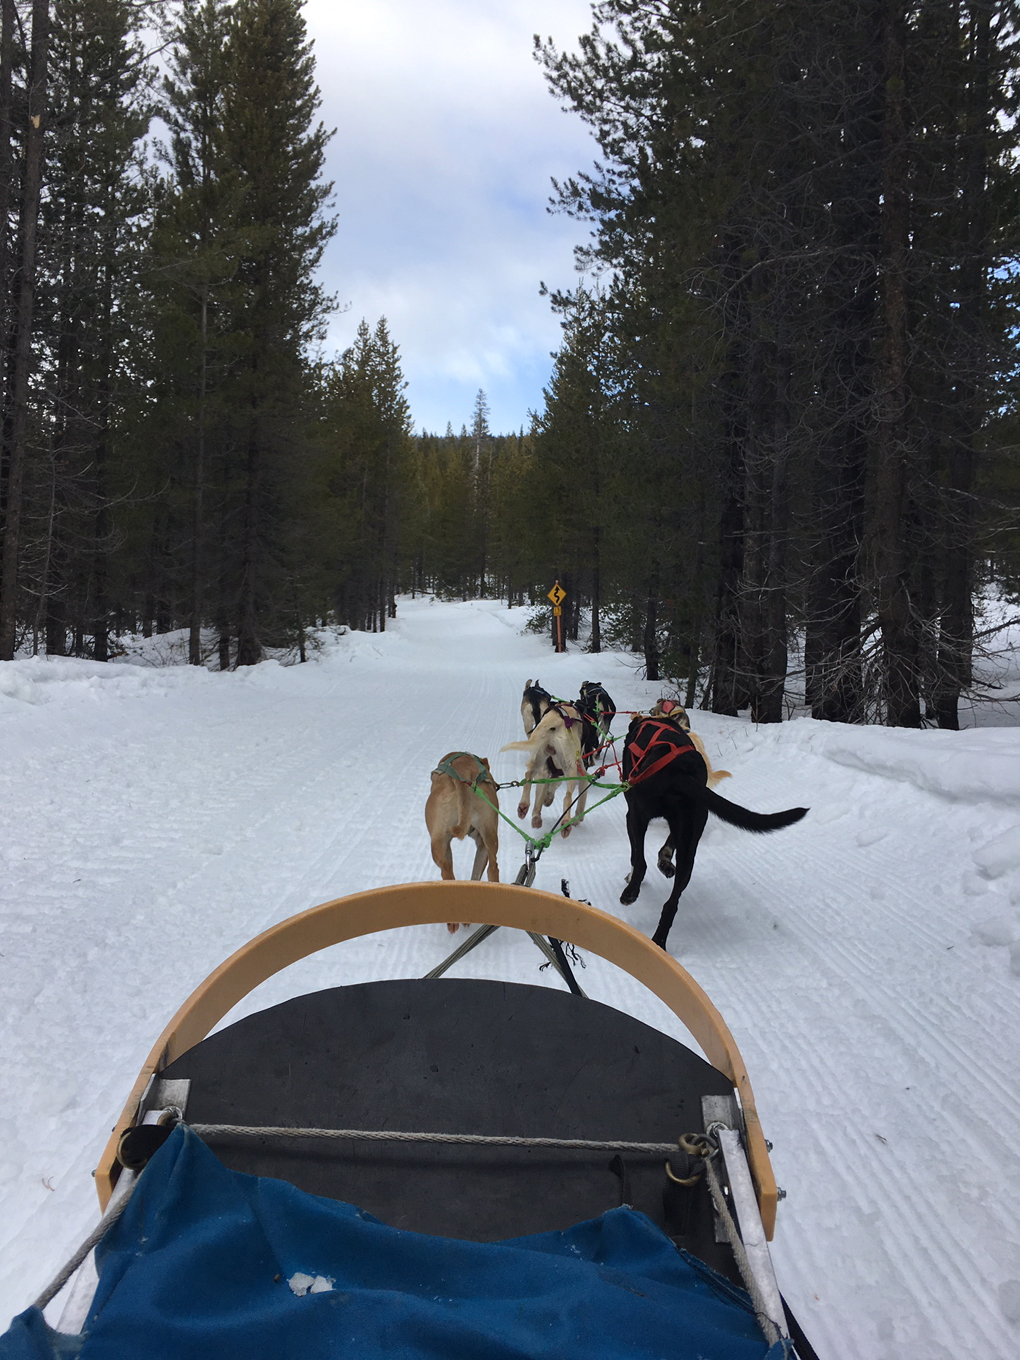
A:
[153,0,238,665]
[469,388,491,594]
[0,0,49,660]
[219,0,334,665]
[26,0,151,660]
[313,318,412,631]
[533,288,623,653]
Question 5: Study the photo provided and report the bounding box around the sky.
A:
[301,0,600,435]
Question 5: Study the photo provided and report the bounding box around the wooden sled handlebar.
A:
[95,882,778,1237]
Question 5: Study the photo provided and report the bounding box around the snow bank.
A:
[973,824,1020,878]
[805,720,1020,805]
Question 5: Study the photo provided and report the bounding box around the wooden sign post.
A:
[548,581,566,652]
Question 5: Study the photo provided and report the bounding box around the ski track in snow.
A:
[2,596,1020,1357]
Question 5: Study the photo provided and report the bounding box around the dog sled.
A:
[1,882,817,1359]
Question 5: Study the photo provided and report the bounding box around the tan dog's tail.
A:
[688,730,731,788]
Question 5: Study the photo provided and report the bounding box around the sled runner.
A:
[1,882,817,1359]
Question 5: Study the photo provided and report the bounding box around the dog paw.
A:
[446,923,460,934]
[620,884,639,906]
[561,826,571,839]
[531,817,543,829]
[657,860,676,879]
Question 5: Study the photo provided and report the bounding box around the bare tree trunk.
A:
[0,0,13,421]
[236,356,261,667]
[643,571,660,682]
[933,2,990,730]
[589,523,601,653]
[93,437,110,660]
[0,0,49,659]
[805,10,880,724]
[740,325,769,722]
[807,355,868,723]
[874,0,920,727]
[91,259,115,663]
[189,289,208,665]
[33,438,56,652]
[758,346,791,724]
[711,352,746,715]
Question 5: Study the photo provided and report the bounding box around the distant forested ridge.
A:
[1,2,1019,731]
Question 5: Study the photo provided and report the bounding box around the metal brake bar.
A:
[422,848,586,997]
[423,922,500,979]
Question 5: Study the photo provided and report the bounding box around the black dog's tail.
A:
[675,775,808,833]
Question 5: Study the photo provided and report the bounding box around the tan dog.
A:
[426,752,500,933]
[650,700,731,788]
[500,703,589,837]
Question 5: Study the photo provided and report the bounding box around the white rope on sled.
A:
[190,1124,678,1155]
[31,1170,138,1313]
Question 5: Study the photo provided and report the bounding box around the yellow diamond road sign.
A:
[548,583,566,606]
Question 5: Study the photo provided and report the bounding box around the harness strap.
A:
[626,719,696,785]
[433,753,491,791]
[551,701,579,730]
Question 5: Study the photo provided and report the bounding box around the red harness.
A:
[625,718,696,785]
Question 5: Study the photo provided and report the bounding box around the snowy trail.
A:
[2,597,1020,1357]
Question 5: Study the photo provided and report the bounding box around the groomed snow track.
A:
[2,597,1019,1357]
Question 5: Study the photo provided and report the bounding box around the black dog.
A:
[577,681,617,739]
[521,679,552,735]
[620,713,808,950]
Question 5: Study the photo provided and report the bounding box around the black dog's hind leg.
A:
[651,803,708,950]
[657,836,676,878]
[619,803,650,906]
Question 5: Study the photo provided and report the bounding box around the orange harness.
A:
[625,719,696,785]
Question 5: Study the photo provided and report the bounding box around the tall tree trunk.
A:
[874,0,920,726]
[739,323,769,722]
[564,569,580,641]
[643,569,660,682]
[93,436,109,660]
[92,262,115,663]
[589,522,601,653]
[0,0,49,659]
[933,2,990,730]
[236,357,261,667]
[805,8,880,723]
[189,288,208,665]
[711,344,746,715]
[808,351,868,723]
[0,0,13,425]
[33,439,56,652]
[758,345,791,724]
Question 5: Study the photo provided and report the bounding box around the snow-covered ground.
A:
[2,596,1019,1358]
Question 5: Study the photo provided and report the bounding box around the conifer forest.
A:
[1,1,1020,730]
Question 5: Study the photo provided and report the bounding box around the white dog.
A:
[501,703,589,837]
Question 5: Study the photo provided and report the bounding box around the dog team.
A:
[425,680,807,950]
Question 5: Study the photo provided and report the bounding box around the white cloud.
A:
[303,0,599,432]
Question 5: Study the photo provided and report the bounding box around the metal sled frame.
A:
[95,881,779,1238]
